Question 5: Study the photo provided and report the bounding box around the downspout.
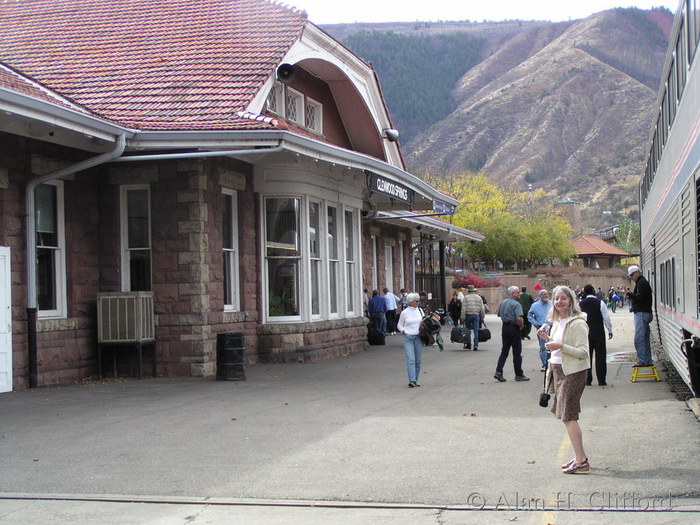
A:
[25,133,126,388]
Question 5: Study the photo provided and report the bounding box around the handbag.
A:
[539,361,550,407]
[478,321,491,342]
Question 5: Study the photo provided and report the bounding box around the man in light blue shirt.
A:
[383,287,400,335]
[527,289,552,372]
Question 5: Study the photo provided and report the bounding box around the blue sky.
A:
[291,0,680,25]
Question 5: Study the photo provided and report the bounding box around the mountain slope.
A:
[325,8,673,231]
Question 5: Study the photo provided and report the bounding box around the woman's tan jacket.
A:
[545,313,590,394]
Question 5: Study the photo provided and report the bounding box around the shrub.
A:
[452,273,501,289]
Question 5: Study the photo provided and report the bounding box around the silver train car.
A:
[640,0,700,395]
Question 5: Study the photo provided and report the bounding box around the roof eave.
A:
[127,129,458,209]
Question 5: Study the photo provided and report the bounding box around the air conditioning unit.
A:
[97,292,155,343]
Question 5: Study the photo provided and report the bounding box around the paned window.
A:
[223,190,240,311]
[305,97,323,134]
[266,81,323,134]
[344,209,357,313]
[266,83,284,115]
[309,201,322,316]
[35,182,66,317]
[328,206,339,315]
[121,186,152,291]
[285,87,303,125]
[265,198,301,318]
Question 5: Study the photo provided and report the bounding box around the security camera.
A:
[383,128,400,142]
[277,63,296,83]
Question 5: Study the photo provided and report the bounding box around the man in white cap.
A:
[626,265,653,367]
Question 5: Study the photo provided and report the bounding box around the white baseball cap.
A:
[627,265,641,277]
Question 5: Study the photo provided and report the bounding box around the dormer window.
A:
[305,96,322,134]
[266,83,284,114]
[285,87,303,125]
[266,81,323,135]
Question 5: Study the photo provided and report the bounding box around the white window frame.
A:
[344,209,359,316]
[308,199,324,319]
[36,181,66,319]
[120,185,152,292]
[263,196,303,322]
[327,205,341,318]
[285,87,304,125]
[222,189,240,312]
[266,82,323,134]
[304,96,323,134]
[266,82,284,116]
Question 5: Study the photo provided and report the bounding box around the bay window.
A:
[263,196,361,322]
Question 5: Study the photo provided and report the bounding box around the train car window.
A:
[672,257,677,311]
[660,261,665,305]
[689,0,700,63]
[677,19,687,94]
[668,63,677,124]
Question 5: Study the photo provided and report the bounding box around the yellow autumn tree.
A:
[424,171,575,268]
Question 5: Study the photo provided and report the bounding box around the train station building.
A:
[0,0,482,390]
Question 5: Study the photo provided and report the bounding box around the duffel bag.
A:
[450,325,466,343]
[478,322,491,342]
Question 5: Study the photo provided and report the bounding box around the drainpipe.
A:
[25,134,126,388]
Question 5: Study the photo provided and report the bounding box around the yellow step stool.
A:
[630,364,660,382]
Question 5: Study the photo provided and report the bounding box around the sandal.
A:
[561,458,576,470]
[562,459,589,474]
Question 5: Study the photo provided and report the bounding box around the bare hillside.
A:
[405,9,672,230]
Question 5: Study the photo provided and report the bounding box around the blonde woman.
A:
[538,285,591,474]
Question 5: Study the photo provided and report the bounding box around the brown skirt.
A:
[550,364,587,421]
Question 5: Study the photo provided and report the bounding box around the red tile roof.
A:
[572,235,630,257]
[0,64,84,111]
[0,0,307,130]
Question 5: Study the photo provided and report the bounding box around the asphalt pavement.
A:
[1,310,699,524]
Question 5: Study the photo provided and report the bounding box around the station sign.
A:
[367,171,414,205]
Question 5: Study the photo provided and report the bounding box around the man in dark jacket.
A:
[367,289,387,334]
[579,284,613,385]
[626,265,654,366]
[519,286,534,340]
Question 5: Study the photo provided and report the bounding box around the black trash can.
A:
[216,332,246,381]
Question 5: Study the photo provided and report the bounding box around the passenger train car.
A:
[640,0,700,395]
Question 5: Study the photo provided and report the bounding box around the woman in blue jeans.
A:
[398,292,424,387]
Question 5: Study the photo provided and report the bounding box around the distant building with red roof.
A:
[572,235,630,269]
